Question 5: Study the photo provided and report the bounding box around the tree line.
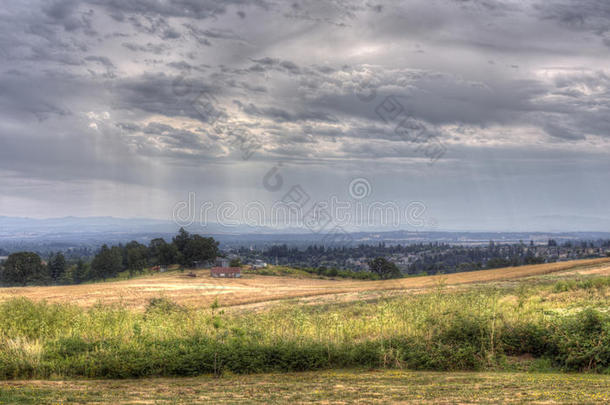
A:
[0,228,218,286]
[239,239,610,275]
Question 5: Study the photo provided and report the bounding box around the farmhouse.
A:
[210,266,241,278]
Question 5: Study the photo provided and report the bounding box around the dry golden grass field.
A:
[1,258,608,310]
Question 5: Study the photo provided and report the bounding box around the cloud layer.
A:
[1,0,609,229]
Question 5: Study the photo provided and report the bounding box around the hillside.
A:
[1,257,610,403]
[0,258,609,310]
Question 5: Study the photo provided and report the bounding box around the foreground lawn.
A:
[1,370,609,404]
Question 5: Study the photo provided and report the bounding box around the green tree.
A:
[183,235,219,266]
[148,238,165,265]
[1,252,46,286]
[229,258,242,267]
[159,242,178,266]
[125,241,148,276]
[149,238,177,266]
[48,252,66,283]
[173,228,191,256]
[73,259,89,284]
[486,257,511,269]
[91,245,123,281]
[368,257,402,280]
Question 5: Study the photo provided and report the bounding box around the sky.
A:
[0,0,609,231]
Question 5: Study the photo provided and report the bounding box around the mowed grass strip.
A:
[1,370,609,404]
[0,258,608,310]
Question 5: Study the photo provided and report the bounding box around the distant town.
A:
[2,229,610,286]
[233,239,610,275]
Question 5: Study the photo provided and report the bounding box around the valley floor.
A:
[1,370,609,404]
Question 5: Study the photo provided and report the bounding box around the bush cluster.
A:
[1,283,609,379]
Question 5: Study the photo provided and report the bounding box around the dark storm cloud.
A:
[235,101,338,124]
[282,0,362,26]
[88,0,270,20]
[84,55,117,77]
[449,0,515,13]
[122,121,216,154]
[111,73,223,122]
[84,55,115,69]
[123,14,179,39]
[122,42,169,54]
[536,0,610,34]
[184,24,243,42]
[529,0,610,49]
[43,0,96,34]
[247,58,302,75]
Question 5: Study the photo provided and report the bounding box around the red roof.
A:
[210,267,241,274]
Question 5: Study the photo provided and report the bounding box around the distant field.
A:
[0,258,608,310]
[2,370,609,404]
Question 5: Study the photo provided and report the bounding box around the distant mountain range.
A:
[437,215,610,233]
[0,216,275,239]
[0,216,609,252]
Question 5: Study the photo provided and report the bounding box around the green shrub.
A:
[502,322,554,357]
[553,309,610,372]
[553,276,610,293]
[145,297,186,315]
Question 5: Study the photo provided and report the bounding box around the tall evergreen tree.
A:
[173,228,190,256]
[48,252,66,283]
[74,259,89,284]
[125,241,148,276]
[1,252,46,286]
[91,245,123,281]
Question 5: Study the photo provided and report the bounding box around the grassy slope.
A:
[1,259,610,403]
[1,370,610,404]
[0,258,607,310]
